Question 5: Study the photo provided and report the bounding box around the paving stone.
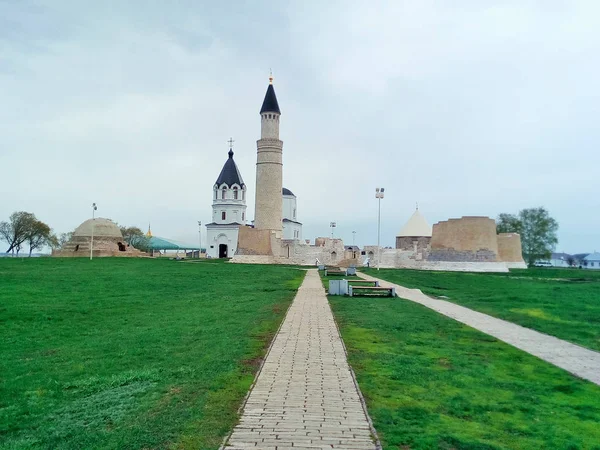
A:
[225,270,376,449]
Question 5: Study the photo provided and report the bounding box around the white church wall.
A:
[282,195,297,221]
[283,221,302,240]
[206,225,240,258]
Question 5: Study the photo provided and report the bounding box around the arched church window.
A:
[233,187,238,200]
[222,187,226,200]
[214,189,217,200]
[242,190,245,200]
[242,212,245,221]
[221,211,226,220]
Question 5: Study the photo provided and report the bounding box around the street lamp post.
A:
[330,222,336,239]
[352,230,356,247]
[375,188,385,270]
[198,221,202,258]
[90,202,97,260]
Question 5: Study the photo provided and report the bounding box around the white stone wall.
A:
[206,224,240,258]
[233,237,509,272]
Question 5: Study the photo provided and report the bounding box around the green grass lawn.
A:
[362,267,600,351]
[0,258,304,449]
[329,294,600,450]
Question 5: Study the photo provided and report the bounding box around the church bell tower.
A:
[254,75,283,232]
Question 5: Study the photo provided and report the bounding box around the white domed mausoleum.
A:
[395,208,432,252]
[205,148,248,258]
[52,218,145,257]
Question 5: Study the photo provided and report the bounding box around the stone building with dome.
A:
[52,218,144,257]
[395,207,432,253]
[205,147,248,258]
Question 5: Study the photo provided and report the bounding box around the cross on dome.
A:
[227,137,235,158]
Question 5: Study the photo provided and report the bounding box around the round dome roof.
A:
[73,218,123,238]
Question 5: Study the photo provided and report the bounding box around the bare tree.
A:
[58,232,73,248]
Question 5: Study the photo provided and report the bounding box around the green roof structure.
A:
[146,236,201,251]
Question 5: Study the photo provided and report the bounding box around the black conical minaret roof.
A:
[260,84,281,114]
[215,149,245,187]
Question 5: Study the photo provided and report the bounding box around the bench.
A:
[348,285,395,297]
[347,279,379,287]
[325,269,346,277]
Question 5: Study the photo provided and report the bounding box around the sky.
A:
[1,0,599,253]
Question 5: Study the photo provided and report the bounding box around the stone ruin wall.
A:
[429,216,499,262]
[232,237,347,266]
[395,236,431,252]
[235,226,273,256]
[52,236,144,257]
[497,233,527,268]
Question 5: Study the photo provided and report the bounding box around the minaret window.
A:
[221,211,226,220]
[242,212,245,221]
[222,187,226,200]
[242,190,245,200]
[233,187,238,200]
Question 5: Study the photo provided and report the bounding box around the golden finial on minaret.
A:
[269,69,273,85]
[146,223,152,237]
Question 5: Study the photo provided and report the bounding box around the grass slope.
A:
[0,258,304,449]
[330,294,600,449]
[362,267,600,351]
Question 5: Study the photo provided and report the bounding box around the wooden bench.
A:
[348,285,395,297]
[325,269,346,277]
[347,279,379,287]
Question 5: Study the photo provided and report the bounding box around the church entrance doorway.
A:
[219,244,228,258]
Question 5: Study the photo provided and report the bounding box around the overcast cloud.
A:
[1,0,598,252]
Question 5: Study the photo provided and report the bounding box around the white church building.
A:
[206,78,304,258]
[205,148,248,258]
[282,187,302,241]
[205,148,304,258]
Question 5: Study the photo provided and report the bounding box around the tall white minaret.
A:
[254,75,283,232]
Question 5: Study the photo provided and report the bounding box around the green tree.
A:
[119,225,150,252]
[0,212,37,255]
[26,220,52,256]
[496,213,522,234]
[519,207,558,265]
[497,207,558,266]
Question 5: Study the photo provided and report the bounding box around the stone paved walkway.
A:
[224,270,377,450]
[359,272,600,386]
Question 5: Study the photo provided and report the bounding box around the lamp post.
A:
[352,230,356,247]
[330,221,336,239]
[375,188,385,270]
[197,221,202,258]
[90,202,97,260]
